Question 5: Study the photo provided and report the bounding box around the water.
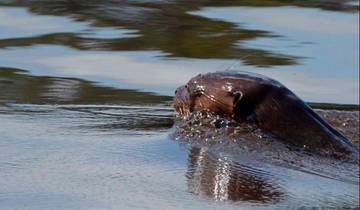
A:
[0,1,359,209]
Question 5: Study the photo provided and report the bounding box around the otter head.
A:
[173,73,245,118]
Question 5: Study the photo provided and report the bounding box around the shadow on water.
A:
[0,0,357,67]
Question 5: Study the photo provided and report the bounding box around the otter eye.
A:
[175,90,178,94]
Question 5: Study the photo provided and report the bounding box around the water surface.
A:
[0,0,359,209]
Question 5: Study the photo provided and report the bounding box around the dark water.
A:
[0,1,359,209]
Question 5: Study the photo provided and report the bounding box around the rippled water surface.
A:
[0,1,359,209]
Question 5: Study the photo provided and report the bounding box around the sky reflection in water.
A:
[0,5,358,103]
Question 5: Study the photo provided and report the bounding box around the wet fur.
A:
[174,71,359,159]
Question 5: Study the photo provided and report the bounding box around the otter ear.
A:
[233,91,243,107]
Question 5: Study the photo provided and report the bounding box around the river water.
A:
[0,1,359,209]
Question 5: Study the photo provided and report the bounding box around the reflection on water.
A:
[0,68,359,209]
[0,67,172,105]
[0,0,355,66]
[0,6,139,40]
[186,147,283,203]
[0,0,358,102]
[0,67,174,134]
[173,107,359,208]
[0,0,298,66]
[0,0,359,209]
[183,144,359,209]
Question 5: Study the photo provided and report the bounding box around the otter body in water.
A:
[174,71,359,159]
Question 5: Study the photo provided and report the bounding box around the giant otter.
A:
[173,71,359,159]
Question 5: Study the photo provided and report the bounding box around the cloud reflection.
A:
[0,45,358,103]
[191,7,359,35]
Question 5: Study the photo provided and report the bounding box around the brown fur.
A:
[174,71,359,159]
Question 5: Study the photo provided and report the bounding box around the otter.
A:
[173,71,359,159]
